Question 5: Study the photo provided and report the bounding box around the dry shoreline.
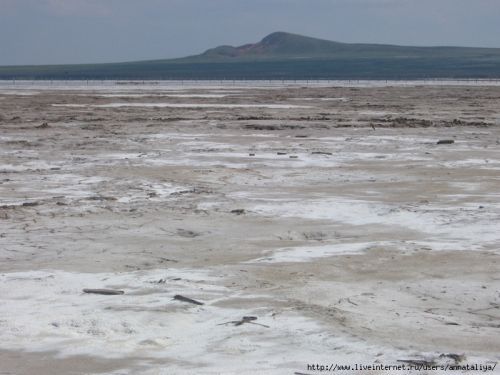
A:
[1,83,499,374]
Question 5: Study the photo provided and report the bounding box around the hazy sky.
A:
[1,0,499,65]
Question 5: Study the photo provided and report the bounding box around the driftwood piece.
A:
[230,209,246,215]
[234,316,258,326]
[22,202,39,207]
[218,316,270,328]
[311,151,333,155]
[83,289,124,295]
[437,139,455,145]
[173,294,204,305]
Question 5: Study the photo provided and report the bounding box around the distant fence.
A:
[2,78,500,89]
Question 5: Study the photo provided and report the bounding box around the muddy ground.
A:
[0,83,499,374]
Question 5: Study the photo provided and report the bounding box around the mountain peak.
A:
[201,31,343,59]
[260,31,294,45]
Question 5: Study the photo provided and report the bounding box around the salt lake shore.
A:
[0,82,499,374]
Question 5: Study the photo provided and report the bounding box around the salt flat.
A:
[0,82,499,374]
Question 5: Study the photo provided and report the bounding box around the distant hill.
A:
[2,32,500,80]
[197,32,500,61]
[200,32,354,59]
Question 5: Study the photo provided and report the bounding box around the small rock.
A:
[231,209,246,215]
[302,231,327,241]
[177,229,201,238]
[36,122,50,129]
[173,294,204,305]
[87,196,117,201]
[22,201,39,207]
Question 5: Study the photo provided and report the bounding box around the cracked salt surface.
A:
[52,103,310,109]
[114,182,186,203]
[251,198,500,252]
[437,158,500,170]
[3,83,500,373]
[251,242,375,263]
[0,161,61,173]
[137,149,432,170]
[0,173,106,200]
[0,169,186,206]
[250,238,496,263]
[0,269,408,374]
[0,90,40,96]
[291,97,350,102]
[84,94,229,98]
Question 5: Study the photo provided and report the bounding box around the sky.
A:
[1,0,500,65]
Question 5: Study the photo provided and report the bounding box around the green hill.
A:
[197,32,500,61]
[1,32,500,79]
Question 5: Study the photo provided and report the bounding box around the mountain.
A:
[200,32,349,59]
[197,32,500,61]
[1,32,500,80]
